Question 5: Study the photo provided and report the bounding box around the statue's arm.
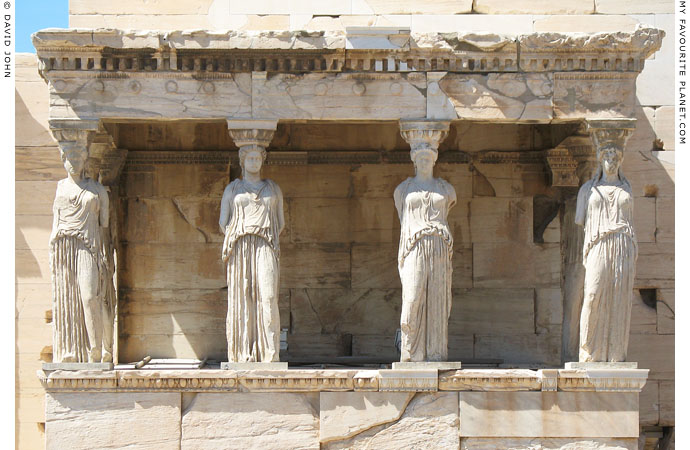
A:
[445,180,457,210]
[574,182,590,226]
[98,184,110,228]
[219,182,235,233]
[50,185,60,243]
[393,182,405,221]
[275,182,285,235]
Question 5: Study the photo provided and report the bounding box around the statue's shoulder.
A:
[394,177,413,193]
[578,179,594,196]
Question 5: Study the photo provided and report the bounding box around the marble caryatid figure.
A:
[575,120,637,362]
[219,144,285,363]
[395,121,456,362]
[50,146,111,363]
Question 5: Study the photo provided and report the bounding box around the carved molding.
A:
[545,148,580,187]
[33,29,663,77]
[121,149,550,167]
[38,368,648,393]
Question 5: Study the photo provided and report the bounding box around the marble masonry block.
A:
[630,289,658,334]
[564,362,638,369]
[656,289,675,335]
[475,333,561,365]
[263,165,352,198]
[435,163,473,198]
[639,380,660,426]
[15,146,63,182]
[120,332,228,362]
[654,106,675,151]
[323,393,460,449]
[533,15,643,33]
[449,247,474,289]
[119,289,226,337]
[470,197,533,243]
[659,380,674,425]
[632,196,656,243]
[450,288,535,335]
[286,333,353,358]
[148,164,228,198]
[221,362,288,370]
[351,197,400,243]
[553,73,635,119]
[16,180,60,216]
[281,243,351,289]
[69,0,215,15]
[474,0,593,14]
[448,335,476,361]
[473,242,560,288]
[470,163,522,197]
[353,0,472,14]
[350,164,415,198]
[351,334,400,360]
[181,392,319,450]
[535,288,563,334]
[46,392,181,450]
[437,73,554,122]
[69,14,215,30]
[459,391,639,437]
[49,75,252,120]
[16,247,51,284]
[289,288,401,336]
[627,334,674,380]
[634,243,674,289]
[290,197,351,243]
[319,392,414,443]
[459,438,638,450]
[120,243,225,290]
[16,214,53,251]
[596,0,673,14]
[121,197,223,244]
[621,149,675,199]
[655,196,674,243]
[410,14,534,34]
[350,244,400,289]
[444,199,472,246]
[252,73,426,120]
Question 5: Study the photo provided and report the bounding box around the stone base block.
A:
[221,362,288,370]
[565,362,638,369]
[392,361,462,370]
[42,362,114,371]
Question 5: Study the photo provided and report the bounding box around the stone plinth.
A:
[40,367,647,449]
[392,361,462,370]
[565,362,638,369]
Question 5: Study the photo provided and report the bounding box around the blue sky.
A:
[17,0,68,53]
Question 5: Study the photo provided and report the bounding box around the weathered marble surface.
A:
[320,392,414,443]
[459,391,639,437]
[46,392,181,450]
[460,438,638,450]
[324,393,460,449]
[181,392,319,450]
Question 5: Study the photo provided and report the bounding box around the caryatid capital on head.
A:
[585,118,636,157]
[226,119,278,155]
[399,120,451,162]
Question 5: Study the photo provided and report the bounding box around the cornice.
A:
[32,28,664,77]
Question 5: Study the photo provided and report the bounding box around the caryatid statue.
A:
[220,121,284,363]
[575,119,637,362]
[395,121,456,362]
[49,125,112,363]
